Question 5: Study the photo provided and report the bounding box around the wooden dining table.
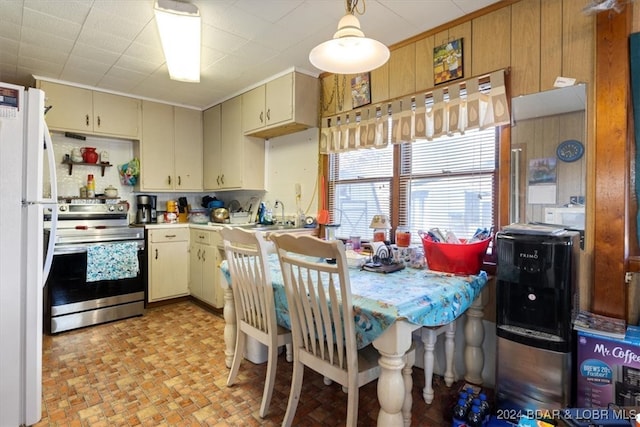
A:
[219,254,489,427]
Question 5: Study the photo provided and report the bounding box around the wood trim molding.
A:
[592,6,632,318]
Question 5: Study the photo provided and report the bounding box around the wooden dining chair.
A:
[270,233,415,427]
[220,227,292,418]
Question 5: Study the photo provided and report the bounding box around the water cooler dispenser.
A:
[495,227,580,413]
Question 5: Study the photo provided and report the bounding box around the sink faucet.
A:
[274,200,285,225]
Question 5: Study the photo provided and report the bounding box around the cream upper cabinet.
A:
[140,101,174,191]
[203,104,222,190]
[140,101,203,191]
[205,95,265,190]
[38,81,140,139]
[242,85,266,134]
[241,71,319,139]
[174,107,203,190]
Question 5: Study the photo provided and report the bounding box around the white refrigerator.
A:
[0,83,58,426]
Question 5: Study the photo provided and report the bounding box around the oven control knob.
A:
[59,205,67,212]
[118,205,124,211]
[108,205,115,212]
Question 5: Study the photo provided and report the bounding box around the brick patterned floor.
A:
[35,301,477,426]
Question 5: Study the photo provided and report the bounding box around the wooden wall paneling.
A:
[510,0,541,97]
[562,0,595,85]
[498,123,512,230]
[320,74,336,117]
[370,62,389,105]
[415,36,435,91]
[593,7,632,318]
[471,6,512,76]
[540,0,563,91]
[448,21,473,83]
[388,43,416,99]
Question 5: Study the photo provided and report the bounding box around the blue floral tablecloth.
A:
[221,254,488,349]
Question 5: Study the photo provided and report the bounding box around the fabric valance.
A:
[319,69,510,154]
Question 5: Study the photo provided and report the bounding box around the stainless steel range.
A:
[44,202,146,333]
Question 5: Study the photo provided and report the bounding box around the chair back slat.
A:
[221,228,276,336]
[272,234,355,371]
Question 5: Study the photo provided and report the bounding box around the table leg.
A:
[420,328,437,404]
[420,321,456,404]
[221,273,236,369]
[464,291,485,384]
[402,351,415,427]
[373,320,417,427]
[443,321,456,387]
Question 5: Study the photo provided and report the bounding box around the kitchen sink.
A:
[234,223,302,232]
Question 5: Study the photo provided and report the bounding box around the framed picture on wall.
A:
[433,38,463,85]
[351,72,371,108]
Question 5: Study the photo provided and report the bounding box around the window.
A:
[328,144,393,239]
[328,127,498,244]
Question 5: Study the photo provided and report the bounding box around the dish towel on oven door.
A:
[86,242,139,282]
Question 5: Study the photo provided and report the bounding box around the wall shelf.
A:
[62,159,112,176]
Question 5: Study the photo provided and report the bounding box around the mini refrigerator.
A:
[495,227,580,414]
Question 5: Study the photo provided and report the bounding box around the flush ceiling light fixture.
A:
[309,0,389,74]
[154,0,201,82]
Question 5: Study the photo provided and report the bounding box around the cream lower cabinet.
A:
[37,80,141,139]
[189,229,224,308]
[148,228,190,302]
[140,101,203,191]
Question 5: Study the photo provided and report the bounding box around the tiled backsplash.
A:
[47,131,137,208]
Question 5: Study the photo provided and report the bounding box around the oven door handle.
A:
[54,241,145,255]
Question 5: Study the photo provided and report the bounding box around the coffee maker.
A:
[149,195,157,222]
[136,194,156,224]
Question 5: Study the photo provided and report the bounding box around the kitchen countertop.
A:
[141,222,316,234]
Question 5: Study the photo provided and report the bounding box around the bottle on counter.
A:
[86,174,95,197]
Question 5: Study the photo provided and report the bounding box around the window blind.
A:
[399,127,497,240]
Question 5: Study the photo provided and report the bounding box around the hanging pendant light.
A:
[309,0,390,74]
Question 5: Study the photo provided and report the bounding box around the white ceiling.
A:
[0,0,502,110]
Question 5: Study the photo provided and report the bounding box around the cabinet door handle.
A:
[202,250,206,262]
[266,108,270,121]
[168,175,171,185]
[221,174,224,185]
[155,248,158,259]
[259,111,264,124]
[97,115,101,127]
[85,114,90,127]
[197,248,201,260]
[216,176,220,186]
[178,176,181,186]
[164,234,177,238]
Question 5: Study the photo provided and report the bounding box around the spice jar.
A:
[396,226,411,247]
